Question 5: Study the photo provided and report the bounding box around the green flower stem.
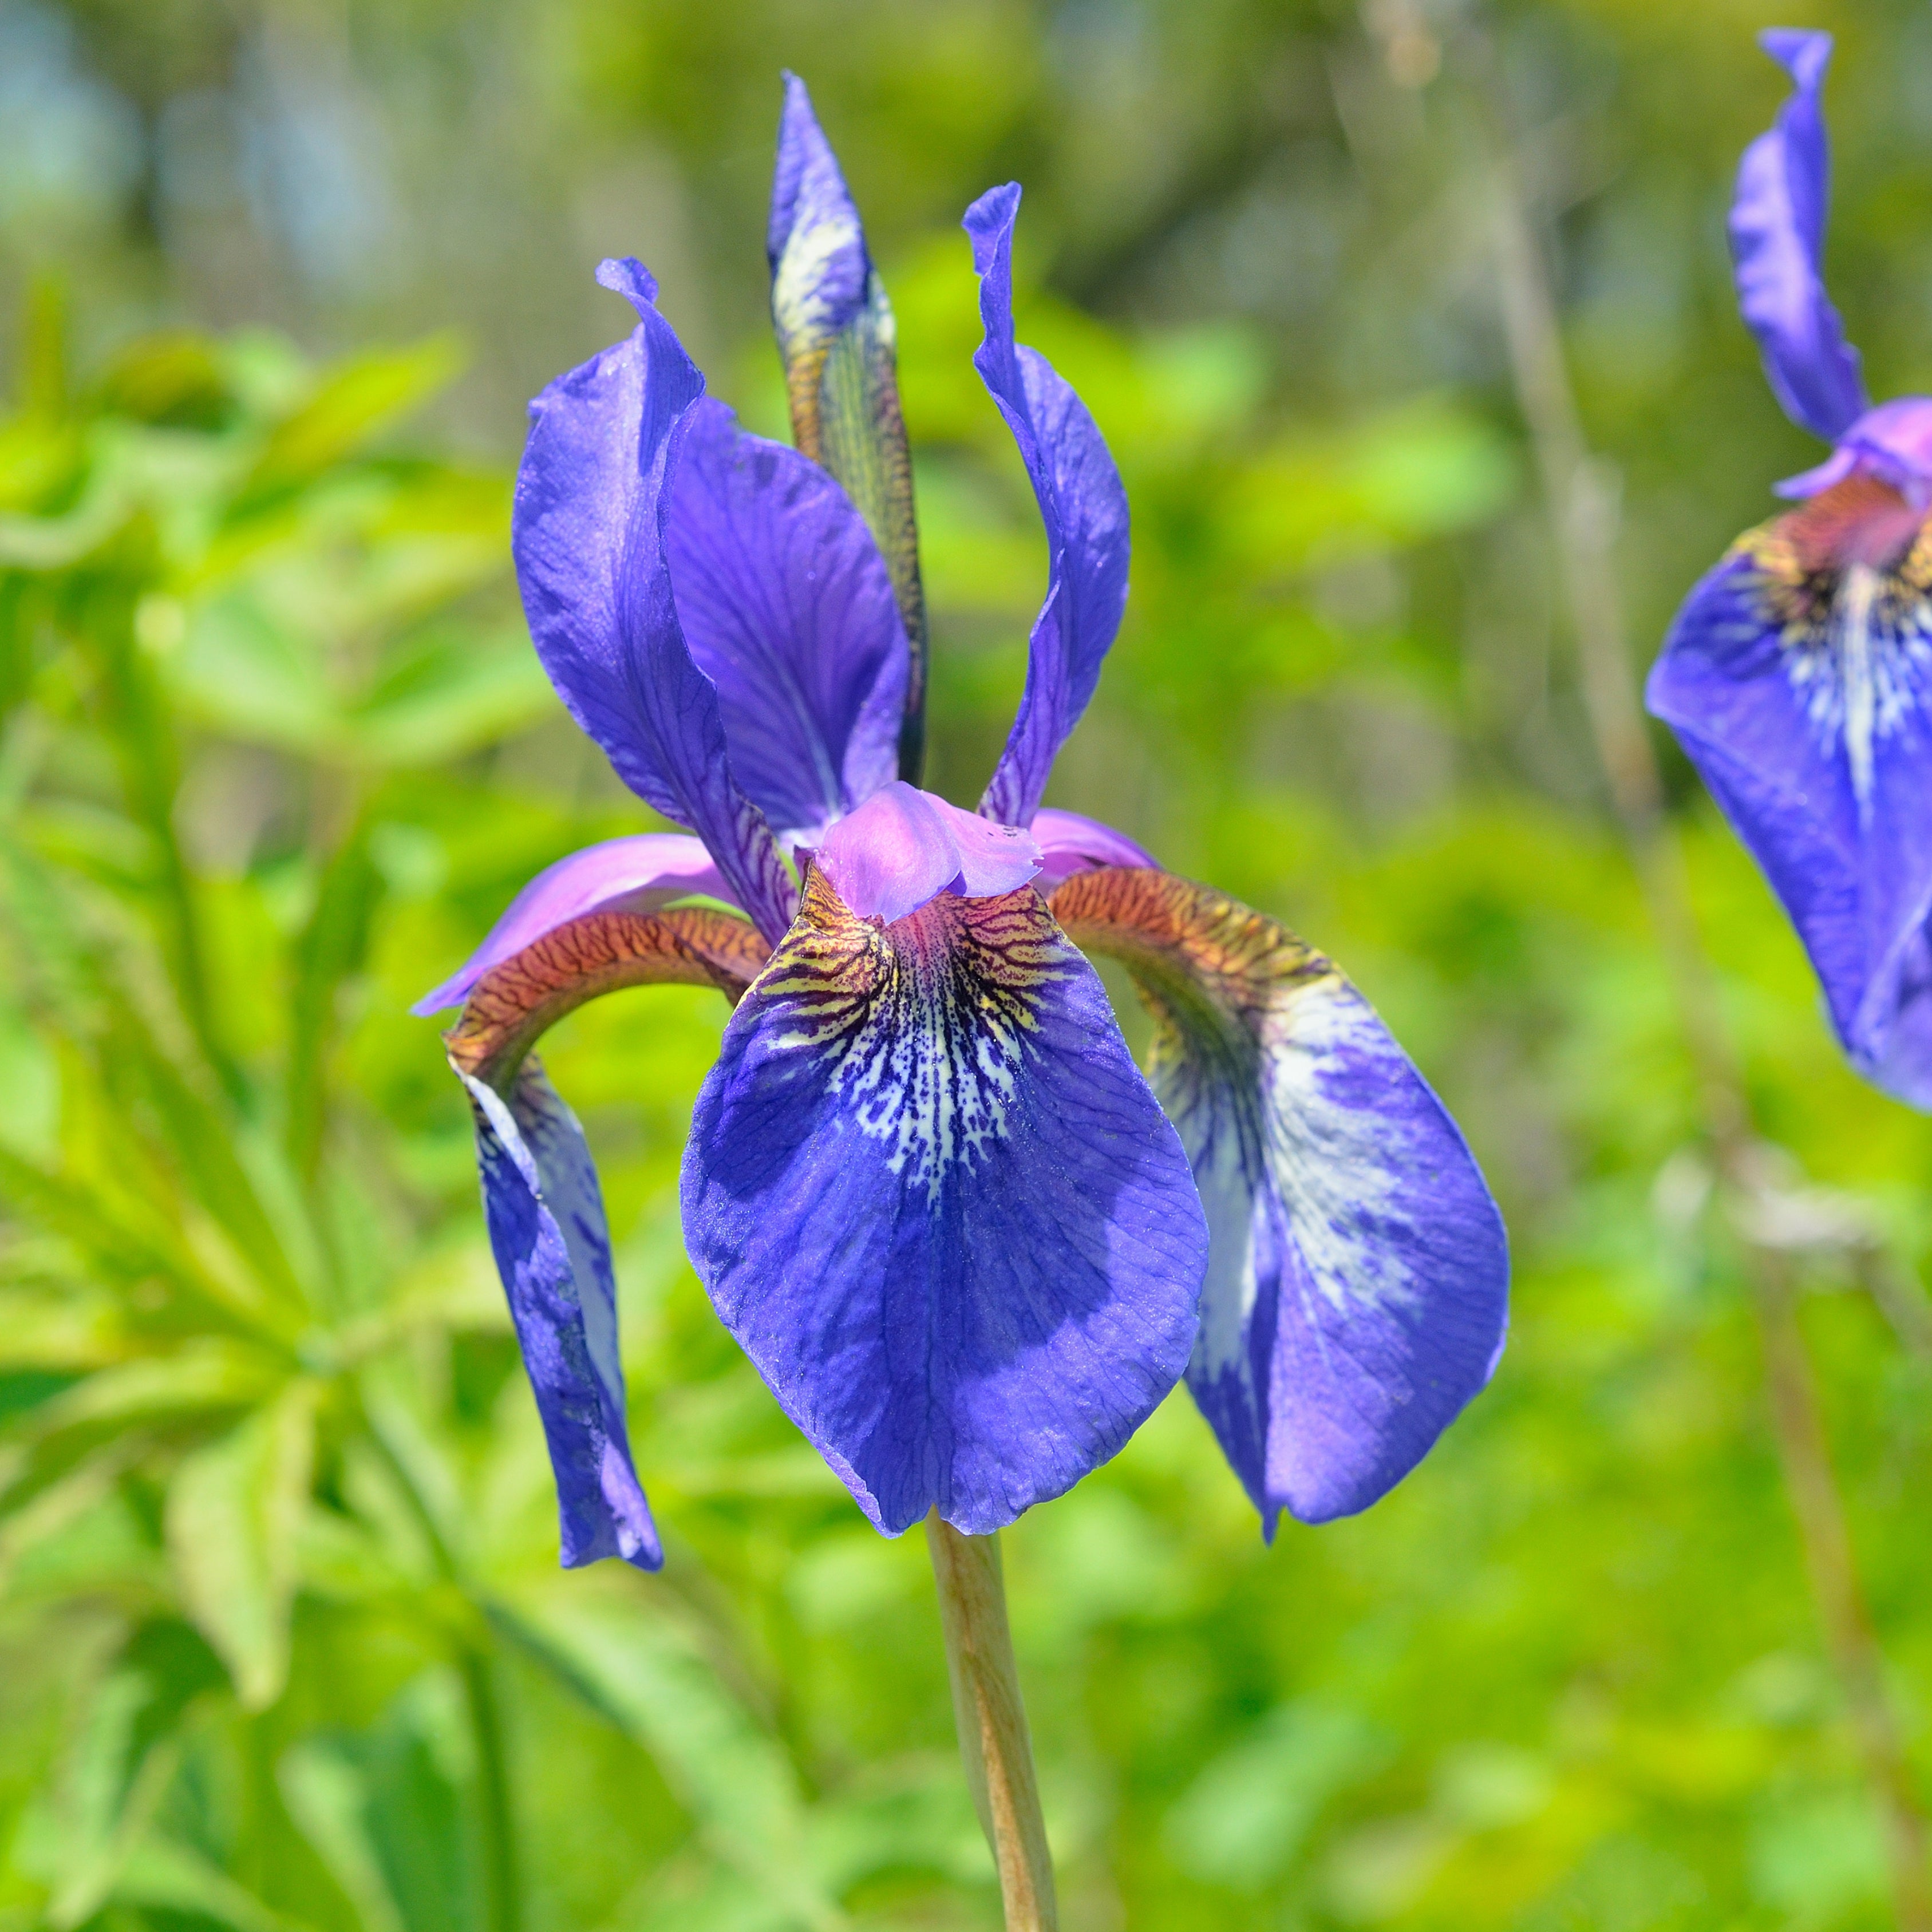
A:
[925,1514,1057,1932]
[461,1645,522,1932]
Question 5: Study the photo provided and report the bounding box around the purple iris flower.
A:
[1649,30,1932,1107]
[417,76,1508,1568]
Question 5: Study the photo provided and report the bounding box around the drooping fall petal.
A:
[965,185,1131,828]
[513,256,795,943]
[1647,475,1932,1106]
[681,864,1208,1536]
[1051,867,1509,1534]
[443,895,771,1569]
[462,1059,662,1571]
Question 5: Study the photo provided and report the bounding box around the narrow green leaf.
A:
[279,1740,408,1932]
[493,1583,845,1931]
[113,1833,321,1932]
[164,1377,318,1709]
[243,338,465,497]
[287,824,384,1186]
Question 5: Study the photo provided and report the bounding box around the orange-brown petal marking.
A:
[1051,866,1508,1532]
[1050,867,1334,1078]
[446,906,772,1091]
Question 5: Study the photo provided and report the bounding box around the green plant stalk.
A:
[925,1515,1057,1931]
[461,1646,522,1932]
[364,1418,523,1932]
[1477,73,1932,1931]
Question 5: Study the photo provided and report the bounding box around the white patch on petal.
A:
[1773,559,1932,811]
[460,1061,621,1399]
[774,214,861,350]
[1161,973,1409,1388]
[760,892,1059,1202]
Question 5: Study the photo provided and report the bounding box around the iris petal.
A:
[461,1059,661,1571]
[768,73,928,777]
[965,185,1131,828]
[666,398,907,843]
[513,256,795,943]
[1646,479,1932,1105]
[813,781,1041,924]
[1730,29,1868,444]
[1051,867,1509,1535]
[441,892,771,1570]
[681,864,1208,1536]
[413,833,730,1016]
[1030,806,1157,892]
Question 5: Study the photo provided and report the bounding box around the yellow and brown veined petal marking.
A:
[446,905,772,1092]
[681,861,1208,1536]
[1050,866,1509,1535]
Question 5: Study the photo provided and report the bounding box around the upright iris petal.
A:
[769,73,929,779]
[682,864,1210,1536]
[666,397,908,844]
[1052,866,1509,1532]
[966,186,1131,829]
[1730,30,1868,444]
[513,257,795,944]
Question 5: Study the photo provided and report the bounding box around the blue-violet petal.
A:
[1730,29,1868,444]
[512,256,794,943]
[965,185,1131,827]
[681,864,1208,1536]
[462,1058,661,1570]
[1646,476,1932,1106]
[666,397,907,843]
[1052,867,1510,1535]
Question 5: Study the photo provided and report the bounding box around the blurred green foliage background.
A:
[4,0,1932,1926]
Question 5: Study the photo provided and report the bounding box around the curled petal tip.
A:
[1759,26,1833,88]
[594,256,659,314]
[962,182,1022,266]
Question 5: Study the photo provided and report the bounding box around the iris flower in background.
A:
[416,77,1509,1570]
[1649,30,1932,1108]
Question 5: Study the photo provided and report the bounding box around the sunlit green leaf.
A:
[165,1378,319,1710]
